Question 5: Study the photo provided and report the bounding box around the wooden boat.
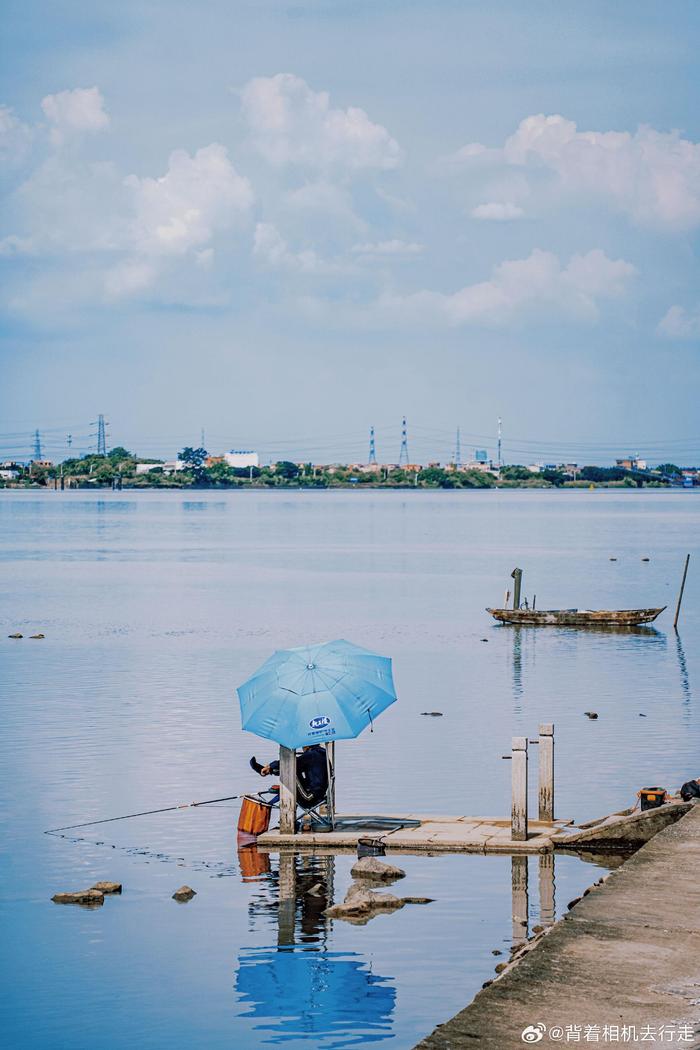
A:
[486,606,666,627]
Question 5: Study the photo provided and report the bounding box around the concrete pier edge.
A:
[415,804,700,1050]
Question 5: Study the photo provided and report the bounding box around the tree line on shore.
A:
[1,446,682,489]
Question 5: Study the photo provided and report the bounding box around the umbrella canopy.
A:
[237,639,397,749]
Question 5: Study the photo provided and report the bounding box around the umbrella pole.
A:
[279,746,297,834]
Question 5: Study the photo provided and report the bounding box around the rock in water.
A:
[584,711,599,719]
[325,882,406,921]
[400,896,434,905]
[420,711,443,717]
[8,633,23,639]
[91,881,122,894]
[30,633,45,639]
[172,885,196,902]
[351,857,406,882]
[52,889,105,906]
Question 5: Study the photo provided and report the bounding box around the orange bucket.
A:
[237,795,273,836]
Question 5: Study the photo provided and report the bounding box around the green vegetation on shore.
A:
[0,447,677,490]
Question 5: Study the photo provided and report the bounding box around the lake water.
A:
[2,489,699,1049]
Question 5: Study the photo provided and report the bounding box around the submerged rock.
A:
[91,881,122,894]
[172,885,196,902]
[420,711,443,716]
[325,882,405,922]
[52,889,104,906]
[351,856,406,883]
[400,896,434,905]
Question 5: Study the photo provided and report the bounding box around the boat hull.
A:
[486,606,666,626]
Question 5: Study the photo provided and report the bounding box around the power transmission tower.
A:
[33,429,42,460]
[454,427,462,468]
[96,414,108,456]
[399,417,409,467]
[66,434,72,450]
[368,426,377,465]
[200,427,206,449]
[497,416,502,468]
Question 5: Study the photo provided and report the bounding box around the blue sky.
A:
[1,0,700,465]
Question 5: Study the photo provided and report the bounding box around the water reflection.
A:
[675,631,692,706]
[235,847,396,1044]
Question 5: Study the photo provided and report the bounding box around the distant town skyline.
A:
[2,2,700,455]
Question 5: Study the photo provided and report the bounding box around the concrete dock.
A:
[257,813,574,853]
[416,803,700,1050]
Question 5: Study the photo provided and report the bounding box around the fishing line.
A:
[44,793,245,834]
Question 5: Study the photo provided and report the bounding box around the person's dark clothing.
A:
[256,744,329,807]
[680,779,700,802]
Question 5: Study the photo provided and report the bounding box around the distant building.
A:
[474,449,488,463]
[136,462,164,474]
[464,459,495,473]
[205,455,225,467]
[31,460,53,469]
[224,450,259,469]
[616,457,647,471]
[0,468,19,480]
[527,463,557,474]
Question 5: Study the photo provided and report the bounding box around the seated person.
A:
[250,743,329,808]
[679,777,700,802]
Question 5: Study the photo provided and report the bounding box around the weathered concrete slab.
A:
[416,803,700,1050]
[257,814,573,853]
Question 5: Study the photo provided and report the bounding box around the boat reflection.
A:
[234,847,396,1044]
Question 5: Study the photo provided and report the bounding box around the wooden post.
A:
[538,853,555,927]
[326,741,335,827]
[674,554,690,629]
[511,568,523,610]
[279,746,297,834]
[511,736,528,841]
[511,855,529,948]
[538,723,554,822]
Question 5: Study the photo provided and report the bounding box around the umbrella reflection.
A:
[235,847,396,1044]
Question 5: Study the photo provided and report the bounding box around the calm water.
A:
[1,489,699,1049]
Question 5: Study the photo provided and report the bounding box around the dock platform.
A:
[257,813,574,853]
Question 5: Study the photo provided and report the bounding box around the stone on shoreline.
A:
[52,889,105,906]
[350,856,406,882]
[91,881,122,894]
[172,885,196,902]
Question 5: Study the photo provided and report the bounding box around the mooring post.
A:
[674,554,691,630]
[511,736,528,841]
[326,741,336,826]
[279,745,297,834]
[538,723,554,822]
[511,855,529,948]
[511,568,523,610]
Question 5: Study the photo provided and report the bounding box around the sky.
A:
[1,0,700,466]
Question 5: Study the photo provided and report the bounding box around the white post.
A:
[511,736,528,841]
[326,741,336,826]
[538,723,554,822]
[279,746,297,834]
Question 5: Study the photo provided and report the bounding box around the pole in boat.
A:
[511,568,523,611]
[674,554,691,630]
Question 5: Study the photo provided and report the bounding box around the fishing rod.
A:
[44,793,245,834]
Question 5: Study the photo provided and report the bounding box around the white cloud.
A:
[252,221,343,275]
[0,105,32,166]
[351,239,423,256]
[41,87,110,145]
[124,144,253,257]
[377,248,636,327]
[241,73,401,173]
[657,304,700,339]
[451,113,700,230]
[471,201,524,221]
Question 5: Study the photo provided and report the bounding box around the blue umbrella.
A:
[237,639,397,749]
